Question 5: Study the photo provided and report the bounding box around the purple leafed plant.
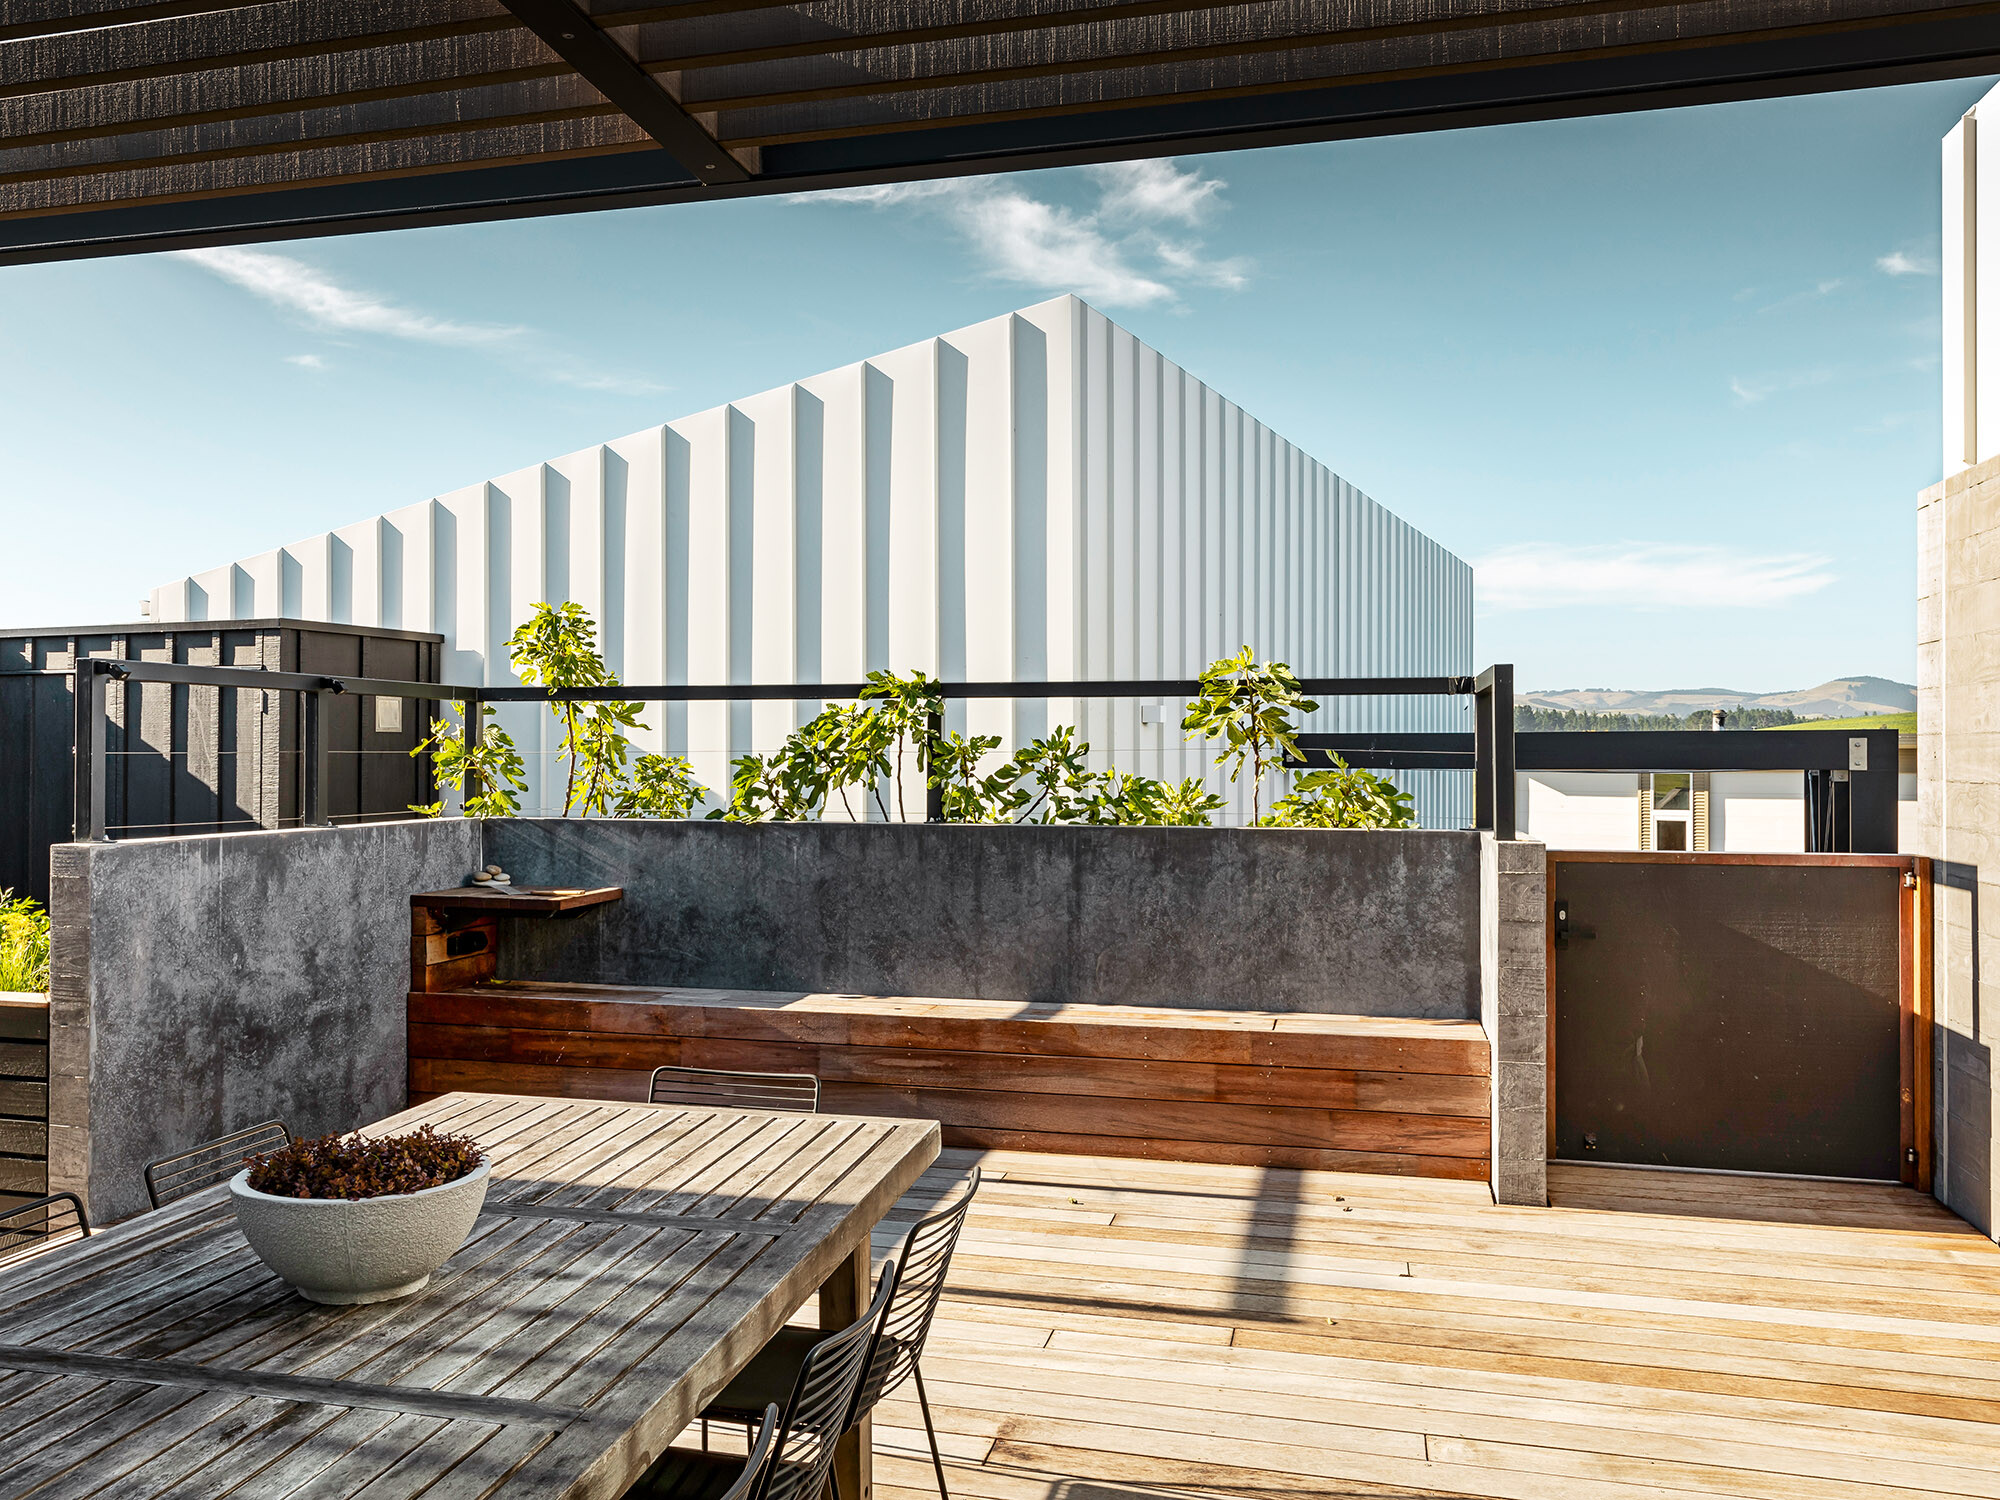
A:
[245,1125,484,1200]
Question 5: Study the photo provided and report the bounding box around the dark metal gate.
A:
[1552,853,1919,1182]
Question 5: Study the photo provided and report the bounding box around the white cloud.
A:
[1475,543,1837,612]
[1156,240,1249,290]
[1091,159,1223,225]
[176,247,520,345]
[799,162,1247,307]
[1878,248,1936,276]
[1728,364,1844,405]
[284,353,325,370]
[548,367,668,396]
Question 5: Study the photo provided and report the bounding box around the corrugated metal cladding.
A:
[152,295,1474,826]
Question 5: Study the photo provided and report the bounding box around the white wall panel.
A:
[152,295,1473,823]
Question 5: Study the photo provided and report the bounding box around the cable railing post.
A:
[71,658,112,843]
[302,689,330,827]
[462,689,483,812]
[924,706,944,824]
[1473,673,1493,834]
[1491,663,1515,841]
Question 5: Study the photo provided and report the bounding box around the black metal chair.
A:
[649,1066,820,1114]
[0,1191,90,1272]
[143,1119,292,1209]
[702,1168,980,1500]
[627,1267,892,1499]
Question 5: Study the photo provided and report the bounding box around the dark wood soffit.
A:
[2,3,1998,262]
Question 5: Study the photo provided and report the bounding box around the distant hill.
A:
[1518,676,1915,721]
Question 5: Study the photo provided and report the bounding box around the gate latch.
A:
[1553,899,1595,949]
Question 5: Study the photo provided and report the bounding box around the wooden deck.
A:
[857,1150,2000,1500]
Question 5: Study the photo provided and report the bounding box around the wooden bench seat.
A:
[410,982,1491,1181]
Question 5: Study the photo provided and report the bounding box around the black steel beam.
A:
[1296,727,1904,773]
[490,0,751,185]
[50,662,1477,701]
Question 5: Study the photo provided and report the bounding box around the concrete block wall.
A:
[1481,834,1548,1207]
[1918,453,2000,1234]
[47,820,478,1223]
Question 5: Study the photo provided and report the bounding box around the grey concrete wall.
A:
[1481,834,1548,1207]
[48,820,479,1223]
[1919,456,2000,1236]
[486,820,1482,1018]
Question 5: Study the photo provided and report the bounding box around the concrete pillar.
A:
[1918,454,2000,1235]
[1481,833,1548,1206]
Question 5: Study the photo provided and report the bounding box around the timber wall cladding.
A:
[0,997,48,1211]
[408,983,1493,1181]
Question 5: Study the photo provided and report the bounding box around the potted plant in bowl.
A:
[229,1125,489,1305]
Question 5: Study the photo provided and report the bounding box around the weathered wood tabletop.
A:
[0,1092,939,1499]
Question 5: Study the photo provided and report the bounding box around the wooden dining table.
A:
[0,1092,940,1499]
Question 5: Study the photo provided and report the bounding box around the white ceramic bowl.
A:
[229,1158,491,1305]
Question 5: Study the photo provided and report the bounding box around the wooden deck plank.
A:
[857,1148,2000,1500]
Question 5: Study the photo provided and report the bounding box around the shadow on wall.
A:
[1937,859,1993,1236]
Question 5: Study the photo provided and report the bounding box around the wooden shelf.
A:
[410,885,622,916]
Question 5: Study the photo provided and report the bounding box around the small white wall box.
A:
[1849,737,1868,772]
[375,697,404,734]
[1139,703,1167,726]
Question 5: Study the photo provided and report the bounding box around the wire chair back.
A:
[144,1119,292,1209]
[721,1403,781,1500]
[648,1065,820,1114]
[852,1167,978,1418]
[759,1262,895,1500]
[0,1191,90,1271]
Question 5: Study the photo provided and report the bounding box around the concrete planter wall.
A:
[488,819,1482,1019]
[48,820,481,1223]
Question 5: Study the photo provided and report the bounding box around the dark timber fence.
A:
[0,622,442,907]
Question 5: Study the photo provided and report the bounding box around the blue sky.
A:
[0,77,1985,692]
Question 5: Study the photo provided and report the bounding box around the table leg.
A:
[820,1240,870,1500]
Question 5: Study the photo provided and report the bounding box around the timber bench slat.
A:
[410,984,1492,1181]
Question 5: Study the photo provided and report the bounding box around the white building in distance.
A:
[151,295,1475,824]
[1946,83,2000,475]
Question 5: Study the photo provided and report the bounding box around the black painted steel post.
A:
[71,658,109,843]
[302,689,330,827]
[462,689,484,811]
[1472,675,1493,833]
[1491,663,1516,841]
[924,707,944,823]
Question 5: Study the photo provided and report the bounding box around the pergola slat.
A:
[0,0,521,102]
[0,0,276,45]
[715,0,2000,144]
[668,0,1961,115]
[0,31,573,153]
[0,76,617,187]
[0,115,660,217]
[1,0,1998,258]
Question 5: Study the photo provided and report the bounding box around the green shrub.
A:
[245,1125,483,1200]
[0,890,50,993]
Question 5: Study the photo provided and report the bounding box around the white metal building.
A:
[150,295,1474,823]
[1945,83,2000,475]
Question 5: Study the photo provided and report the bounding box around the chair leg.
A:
[913,1364,950,1500]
